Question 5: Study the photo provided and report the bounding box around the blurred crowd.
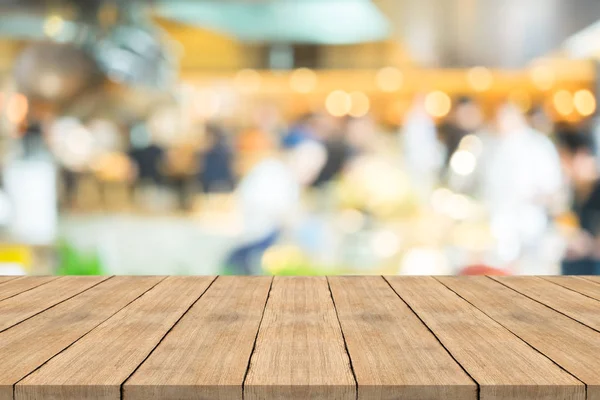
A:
[5,94,600,276]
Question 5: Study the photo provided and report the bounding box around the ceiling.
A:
[375,0,600,68]
[0,0,599,68]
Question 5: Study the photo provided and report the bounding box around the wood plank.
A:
[493,276,600,332]
[123,276,272,400]
[244,277,355,400]
[329,276,476,400]
[439,276,600,400]
[0,276,18,285]
[0,276,59,302]
[0,276,106,332]
[16,276,215,400]
[0,276,163,400]
[385,276,585,400]
[542,276,600,301]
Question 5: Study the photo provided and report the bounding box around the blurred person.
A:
[128,122,165,187]
[164,143,198,211]
[438,96,484,167]
[556,129,600,275]
[528,105,553,136]
[282,113,319,149]
[311,115,353,188]
[224,137,327,275]
[4,119,58,245]
[401,96,445,201]
[198,123,235,194]
[478,103,563,273]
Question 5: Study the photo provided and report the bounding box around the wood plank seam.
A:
[241,276,274,395]
[0,277,60,304]
[539,276,600,303]
[0,276,111,334]
[326,276,359,399]
[11,276,167,400]
[580,276,600,287]
[490,276,600,336]
[119,276,219,398]
[0,277,19,286]
[381,276,481,398]
[434,277,588,394]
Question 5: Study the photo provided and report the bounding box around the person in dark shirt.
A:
[198,124,235,193]
[556,128,600,275]
[437,96,483,167]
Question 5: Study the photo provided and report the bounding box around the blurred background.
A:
[1,0,600,276]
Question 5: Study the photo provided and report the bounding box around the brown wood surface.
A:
[493,276,600,332]
[123,276,272,400]
[0,276,598,400]
[245,277,355,400]
[16,276,215,400]
[0,276,106,332]
[0,276,18,285]
[0,276,162,400]
[329,276,476,400]
[0,276,59,302]
[438,276,600,400]
[542,276,600,301]
[386,276,585,400]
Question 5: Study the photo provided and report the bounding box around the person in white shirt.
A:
[478,103,563,273]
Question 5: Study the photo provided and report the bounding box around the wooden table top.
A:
[0,275,599,400]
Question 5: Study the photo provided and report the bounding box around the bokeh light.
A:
[459,134,483,157]
[289,68,317,93]
[573,89,596,117]
[467,67,493,92]
[325,90,352,117]
[43,15,64,37]
[450,150,477,176]
[553,90,574,117]
[375,67,403,92]
[6,93,28,125]
[234,69,261,93]
[530,65,555,91]
[371,230,400,258]
[424,91,452,118]
[348,91,370,117]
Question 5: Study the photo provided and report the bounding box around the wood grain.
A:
[329,276,476,400]
[123,276,272,400]
[0,276,106,332]
[244,277,355,400]
[439,276,600,400]
[0,276,59,302]
[16,276,215,400]
[493,276,600,332]
[386,276,584,400]
[0,276,162,400]
[543,276,600,301]
[0,276,18,285]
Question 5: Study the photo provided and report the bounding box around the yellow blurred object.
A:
[424,91,451,118]
[0,245,33,268]
[574,89,596,117]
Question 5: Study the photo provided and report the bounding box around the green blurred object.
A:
[56,240,104,276]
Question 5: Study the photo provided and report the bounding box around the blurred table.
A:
[1,275,599,399]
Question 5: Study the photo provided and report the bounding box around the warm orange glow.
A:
[348,91,370,117]
[424,91,451,118]
[573,89,596,117]
[234,69,261,93]
[553,90,574,117]
[325,90,351,117]
[375,67,403,92]
[467,67,493,92]
[530,65,555,91]
[6,93,28,125]
[290,68,317,93]
[508,89,532,112]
